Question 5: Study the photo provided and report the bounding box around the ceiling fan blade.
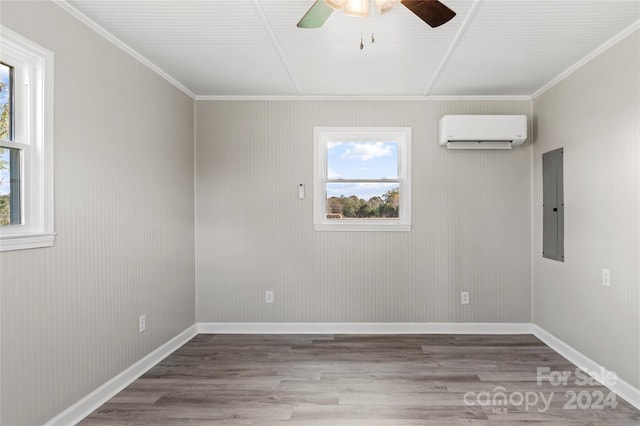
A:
[401,0,456,28]
[297,0,334,28]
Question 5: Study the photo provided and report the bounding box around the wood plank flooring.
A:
[80,334,640,425]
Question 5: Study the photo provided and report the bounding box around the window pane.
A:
[0,62,12,141]
[327,142,398,179]
[326,182,399,219]
[0,147,20,225]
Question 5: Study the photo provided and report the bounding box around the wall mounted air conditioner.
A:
[439,115,527,149]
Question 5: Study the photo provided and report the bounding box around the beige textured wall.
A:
[4,2,635,424]
[0,2,196,425]
[196,100,532,323]
[532,30,639,388]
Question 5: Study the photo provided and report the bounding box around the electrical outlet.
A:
[461,291,470,305]
[265,291,274,304]
[602,268,610,287]
[139,314,146,333]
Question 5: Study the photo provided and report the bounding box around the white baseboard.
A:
[197,322,534,335]
[45,324,198,426]
[532,325,640,411]
[44,322,639,425]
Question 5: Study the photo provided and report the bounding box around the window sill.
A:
[0,233,56,252]
[314,223,411,232]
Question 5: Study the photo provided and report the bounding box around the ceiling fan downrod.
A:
[360,0,365,49]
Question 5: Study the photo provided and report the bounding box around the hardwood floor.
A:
[80,334,640,425]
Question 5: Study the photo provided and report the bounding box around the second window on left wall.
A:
[0,26,55,251]
[1,61,20,226]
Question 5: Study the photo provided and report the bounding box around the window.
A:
[0,26,54,251]
[1,62,18,225]
[313,127,411,231]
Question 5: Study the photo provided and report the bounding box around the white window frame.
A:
[313,127,411,232]
[0,26,55,251]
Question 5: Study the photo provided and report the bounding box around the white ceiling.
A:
[62,0,640,98]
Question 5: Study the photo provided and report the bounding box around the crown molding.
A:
[195,95,532,101]
[52,0,196,99]
[531,20,640,99]
[54,0,636,102]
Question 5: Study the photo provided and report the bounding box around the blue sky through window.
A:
[326,142,398,200]
[327,141,398,179]
[0,63,11,196]
[0,63,9,107]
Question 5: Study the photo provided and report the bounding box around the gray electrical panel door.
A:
[543,148,564,261]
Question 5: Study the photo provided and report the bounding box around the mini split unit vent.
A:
[439,115,527,149]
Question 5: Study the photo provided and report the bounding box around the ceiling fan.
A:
[297,0,456,29]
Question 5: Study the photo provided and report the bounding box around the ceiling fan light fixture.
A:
[342,0,369,17]
[375,0,400,14]
[324,0,346,10]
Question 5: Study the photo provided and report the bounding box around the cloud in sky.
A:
[327,142,398,180]
[339,142,393,161]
